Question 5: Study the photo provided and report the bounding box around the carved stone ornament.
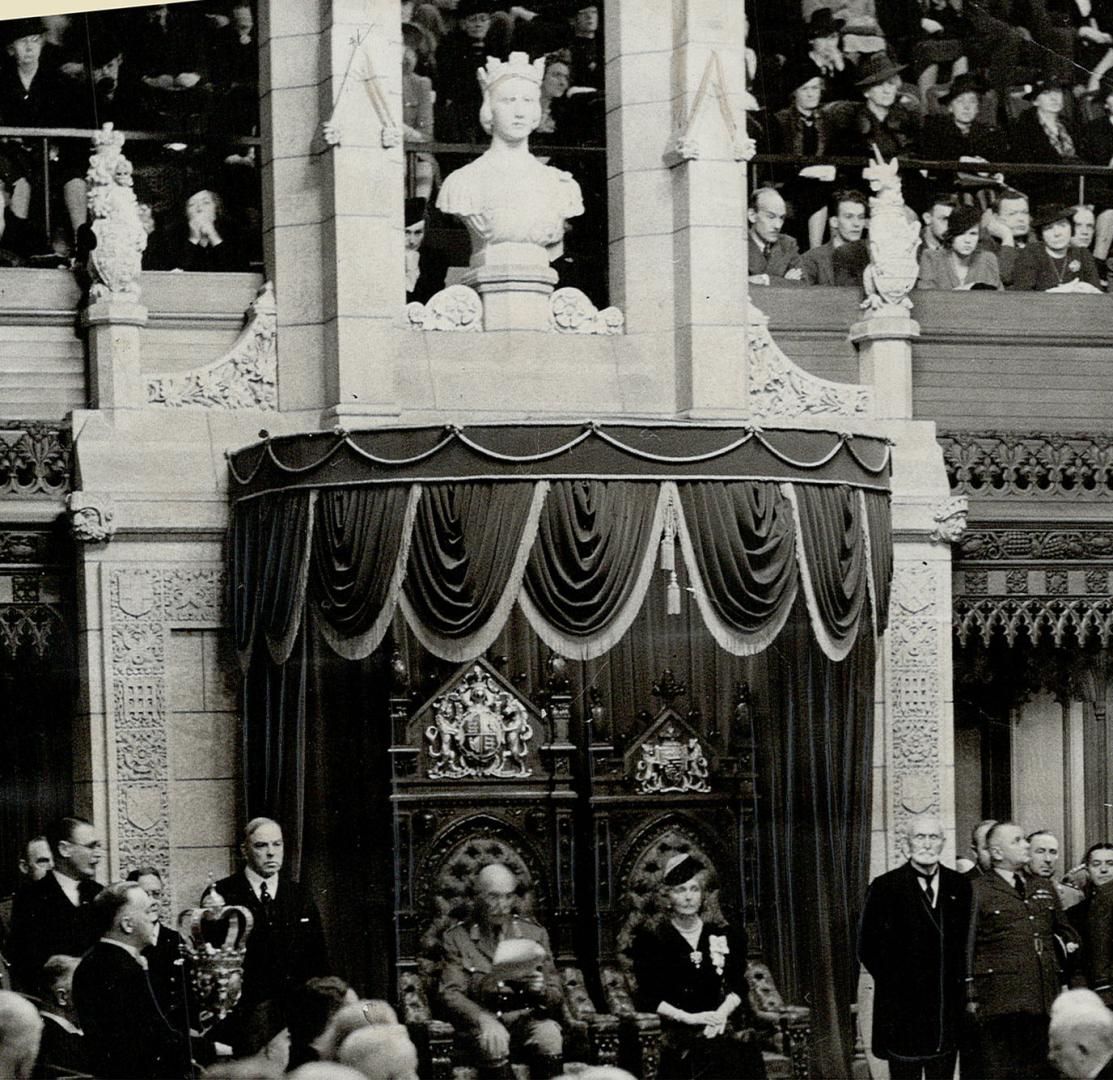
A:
[67,491,116,544]
[747,302,872,418]
[0,422,71,497]
[147,282,277,409]
[549,288,624,335]
[85,124,148,305]
[931,495,969,544]
[861,152,921,312]
[663,51,757,167]
[939,431,1113,500]
[406,285,483,332]
[955,595,1113,648]
[425,663,534,779]
[635,721,711,794]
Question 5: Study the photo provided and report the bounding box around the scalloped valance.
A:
[229,422,893,667]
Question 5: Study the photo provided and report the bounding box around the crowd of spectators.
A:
[0,6,260,270]
[746,0,1113,295]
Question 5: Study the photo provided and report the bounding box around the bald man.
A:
[0,989,42,1080]
[747,187,805,286]
[438,862,564,1078]
[1049,989,1113,1078]
[336,1024,419,1080]
[858,815,972,1079]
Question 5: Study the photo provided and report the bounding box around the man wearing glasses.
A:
[858,815,973,1079]
[6,817,103,991]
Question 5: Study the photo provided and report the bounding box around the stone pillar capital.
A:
[851,309,920,421]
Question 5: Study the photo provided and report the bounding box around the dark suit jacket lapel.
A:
[903,862,942,926]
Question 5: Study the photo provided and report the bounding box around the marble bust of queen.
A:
[437,52,583,265]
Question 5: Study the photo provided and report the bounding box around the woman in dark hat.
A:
[800,7,856,105]
[829,53,919,161]
[1010,202,1103,289]
[772,60,836,248]
[918,202,1003,288]
[1007,77,1082,205]
[922,74,1008,198]
[630,853,766,1080]
[404,196,448,304]
[434,0,509,143]
[1081,78,1113,269]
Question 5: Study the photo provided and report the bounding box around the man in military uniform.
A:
[439,862,563,1078]
[966,821,1080,1079]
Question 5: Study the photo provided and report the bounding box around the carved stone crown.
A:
[478,51,546,91]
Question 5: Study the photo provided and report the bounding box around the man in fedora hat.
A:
[1010,203,1103,291]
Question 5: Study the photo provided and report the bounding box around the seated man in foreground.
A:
[438,862,563,1079]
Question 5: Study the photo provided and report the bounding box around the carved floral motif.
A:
[940,431,1113,500]
[85,125,148,304]
[425,664,534,779]
[747,303,872,418]
[549,288,624,335]
[0,423,71,497]
[959,528,1113,561]
[147,282,277,409]
[955,596,1113,648]
[407,285,484,332]
[0,604,65,658]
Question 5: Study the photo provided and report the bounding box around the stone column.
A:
[850,309,921,419]
[667,1,751,416]
[84,302,148,411]
[259,0,402,422]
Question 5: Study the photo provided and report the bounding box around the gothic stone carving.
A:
[955,596,1113,648]
[635,723,711,794]
[86,124,148,304]
[931,495,968,544]
[68,492,116,544]
[0,421,71,497]
[406,285,484,332]
[424,663,534,779]
[940,431,1113,500]
[959,527,1113,561]
[0,604,66,659]
[549,288,624,335]
[748,303,872,418]
[861,153,921,312]
[663,51,756,167]
[147,282,277,410]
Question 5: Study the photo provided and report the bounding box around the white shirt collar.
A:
[41,1011,82,1036]
[244,865,280,900]
[52,869,81,906]
[994,867,1018,887]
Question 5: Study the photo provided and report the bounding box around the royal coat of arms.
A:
[425,664,533,779]
[635,722,711,794]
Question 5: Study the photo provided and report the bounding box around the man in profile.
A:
[963,819,997,879]
[73,881,191,1079]
[35,955,90,1078]
[858,814,972,1079]
[6,817,102,991]
[213,818,329,1055]
[439,862,564,1078]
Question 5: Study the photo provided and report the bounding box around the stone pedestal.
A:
[462,264,558,332]
[83,299,148,411]
[850,308,921,420]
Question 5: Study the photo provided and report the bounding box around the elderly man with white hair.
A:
[0,988,43,1080]
[336,1025,419,1080]
[1049,989,1113,1078]
[858,814,973,1079]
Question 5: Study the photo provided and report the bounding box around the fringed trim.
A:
[317,484,424,661]
[781,482,857,663]
[668,480,797,657]
[265,490,319,666]
[859,488,880,639]
[400,481,551,662]
[518,483,673,661]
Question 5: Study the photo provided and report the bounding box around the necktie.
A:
[922,876,935,906]
[259,879,272,917]
[1014,876,1026,900]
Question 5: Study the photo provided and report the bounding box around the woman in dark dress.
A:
[631,854,766,1080]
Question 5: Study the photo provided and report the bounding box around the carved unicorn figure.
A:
[860,147,921,311]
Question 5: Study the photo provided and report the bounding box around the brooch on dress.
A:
[709,935,729,976]
[690,950,703,968]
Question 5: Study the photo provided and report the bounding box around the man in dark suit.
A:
[7,818,103,992]
[748,187,805,286]
[858,814,973,1079]
[967,820,1081,1079]
[801,190,869,286]
[1048,989,1113,1078]
[34,954,91,1079]
[963,818,997,879]
[126,867,191,1038]
[72,881,192,1079]
[212,818,329,1056]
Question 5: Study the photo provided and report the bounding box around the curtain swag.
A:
[233,479,892,671]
